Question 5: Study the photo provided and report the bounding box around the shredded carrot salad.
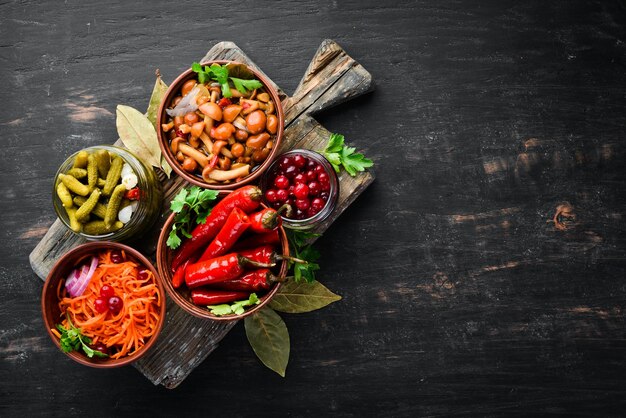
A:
[56,250,161,359]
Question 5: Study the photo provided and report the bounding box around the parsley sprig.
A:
[167,186,219,249]
[287,230,322,283]
[207,293,261,316]
[191,62,263,99]
[323,133,374,176]
[56,314,107,358]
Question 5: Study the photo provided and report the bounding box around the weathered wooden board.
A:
[29,39,374,388]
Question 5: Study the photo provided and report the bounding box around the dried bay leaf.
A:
[116,104,161,168]
[146,72,169,127]
[269,279,341,313]
[160,155,172,177]
[244,307,289,377]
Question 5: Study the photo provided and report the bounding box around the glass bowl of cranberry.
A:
[260,149,339,230]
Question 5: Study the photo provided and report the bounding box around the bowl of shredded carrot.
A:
[41,242,166,368]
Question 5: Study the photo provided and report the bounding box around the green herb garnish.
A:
[191,62,263,99]
[56,314,107,358]
[167,186,219,249]
[286,230,321,283]
[323,133,374,176]
[207,293,260,316]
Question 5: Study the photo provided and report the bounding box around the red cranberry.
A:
[307,159,316,169]
[91,342,109,355]
[319,191,330,201]
[314,164,325,175]
[108,296,123,315]
[293,154,307,168]
[274,175,289,189]
[99,285,115,298]
[138,269,150,281]
[110,251,124,264]
[294,183,309,199]
[311,197,326,212]
[318,171,329,184]
[308,181,320,196]
[94,297,108,314]
[296,198,310,211]
[265,189,278,203]
[294,173,306,184]
[283,165,298,179]
[305,170,317,181]
[279,156,292,170]
[276,189,289,202]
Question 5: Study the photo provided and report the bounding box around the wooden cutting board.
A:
[29,39,374,388]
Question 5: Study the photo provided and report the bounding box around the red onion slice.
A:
[66,264,89,295]
[68,257,99,297]
[64,268,81,293]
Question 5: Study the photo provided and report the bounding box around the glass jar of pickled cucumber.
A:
[52,145,162,242]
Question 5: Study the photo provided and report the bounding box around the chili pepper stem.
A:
[238,255,275,269]
[262,204,291,230]
[278,255,308,264]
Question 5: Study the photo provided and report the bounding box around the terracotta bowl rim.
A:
[156,205,289,321]
[41,241,166,368]
[156,60,285,190]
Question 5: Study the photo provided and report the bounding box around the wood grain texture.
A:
[3,0,626,416]
[28,40,374,388]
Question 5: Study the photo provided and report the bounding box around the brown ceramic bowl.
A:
[157,61,284,190]
[156,199,289,321]
[41,242,166,368]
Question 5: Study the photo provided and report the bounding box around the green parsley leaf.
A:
[206,304,234,316]
[210,63,231,98]
[323,133,373,176]
[207,293,261,316]
[230,77,263,95]
[56,315,108,358]
[167,186,219,249]
[287,230,321,248]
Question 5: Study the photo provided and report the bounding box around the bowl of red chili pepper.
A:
[41,242,166,368]
[156,61,284,190]
[156,185,291,321]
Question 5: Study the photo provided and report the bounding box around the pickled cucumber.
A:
[56,183,73,208]
[73,196,107,219]
[75,188,101,222]
[97,178,106,188]
[104,184,126,228]
[64,206,82,233]
[73,151,89,169]
[66,168,87,180]
[87,154,98,192]
[83,220,123,235]
[58,173,90,196]
[102,156,123,196]
[94,149,111,178]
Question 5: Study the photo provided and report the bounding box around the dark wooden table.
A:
[2,1,625,416]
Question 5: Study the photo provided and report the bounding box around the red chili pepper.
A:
[232,229,281,251]
[248,204,291,234]
[191,289,250,305]
[213,269,280,292]
[124,187,140,201]
[198,208,250,262]
[240,245,306,265]
[171,186,262,271]
[185,253,274,289]
[171,258,192,289]
[217,98,232,109]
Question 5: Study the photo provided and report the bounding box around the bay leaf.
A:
[160,155,172,178]
[269,279,341,313]
[116,104,161,168]
[146,72,168,128]
[244,307,289,377]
